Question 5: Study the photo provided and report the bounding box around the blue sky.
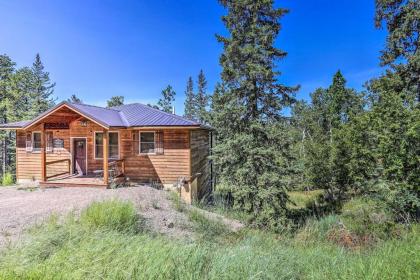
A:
[0,0,386,113]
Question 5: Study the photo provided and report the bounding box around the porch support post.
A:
[103,129,109,184]
[41,124,47,182]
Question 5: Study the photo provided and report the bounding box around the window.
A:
[140,132,155,154]
[95,132,103,158]
[95,132,119,159]
[32,132,41,152]
[46,132,53,152]
[109,133,119,159]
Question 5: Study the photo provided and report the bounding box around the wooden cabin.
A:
[0,102,213,203]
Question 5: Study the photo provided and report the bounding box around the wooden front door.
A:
[73,139,87,175]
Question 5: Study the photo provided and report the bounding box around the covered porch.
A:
[22,103,125,187]
[39,159,126,188]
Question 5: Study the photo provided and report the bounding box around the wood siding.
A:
[17,125,70,180]
[190,129,212,199]
[17,122,192,185]
[123,129,190,183]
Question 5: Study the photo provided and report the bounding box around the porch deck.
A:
[39,174,107,188]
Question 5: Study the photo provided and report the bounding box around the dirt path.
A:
[0,186,243,247]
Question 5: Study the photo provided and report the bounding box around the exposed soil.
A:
[0,185,243,247]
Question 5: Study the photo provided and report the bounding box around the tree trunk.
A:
[2,135,7,177]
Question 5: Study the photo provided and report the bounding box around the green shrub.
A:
[341,197,402,241]
[2,172,14,186]
[296,198,405,248]
[80,200,141,233]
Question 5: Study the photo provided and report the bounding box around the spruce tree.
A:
[68,94,83,104]
[30,54,55,117]
[5,67,36,180]
[291,71,364,205]
[8,67,35,122]
[196,70,208,123]
[0,55,16,179]
[107,96,124,107]
[158,85,176,113]
[183,77,195,119]
[375,0,419,101]
[212,0,298,230]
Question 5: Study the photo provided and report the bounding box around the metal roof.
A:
[0,120,31,129]
[111,103,199,127]
[0,101,206,129]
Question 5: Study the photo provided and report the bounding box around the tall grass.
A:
[287,189,324,209]
[0,200,418,279]
[80,199,141,233]
[188,209,230,242]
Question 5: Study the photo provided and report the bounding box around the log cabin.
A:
[0,101,213,203]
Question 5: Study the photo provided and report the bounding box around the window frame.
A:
[94,131,120,160]
[139,131,156,155]
[32,131,42,153]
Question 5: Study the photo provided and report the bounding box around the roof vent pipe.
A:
[172,106,175,114]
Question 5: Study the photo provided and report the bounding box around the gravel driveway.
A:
[0,186,194,247]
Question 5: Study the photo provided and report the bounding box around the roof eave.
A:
[0,126,24,130]
[127,125,204,130]
[22,102,110,130]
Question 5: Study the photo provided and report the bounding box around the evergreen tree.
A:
[0,55,16,179]
[375,0,419,101]
[291,71,364,205]
[30,54,55,117]
[196,70,209,123]
[211,0,298,230]
[8,67,36,122]
[158,85,176,113]
[106,96,124,107]
[183,77,195,119]
[147,103,160,110]
[4,67,36,180]
[68,94,83,104]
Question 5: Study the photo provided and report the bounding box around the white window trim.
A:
[32,131,42,153]
[94,131,120,160]
[139,131,156,155]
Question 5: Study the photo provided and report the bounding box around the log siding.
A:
[16,122,209,190]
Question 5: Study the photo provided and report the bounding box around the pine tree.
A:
[196,70,208,123]
[68,94,83,104]
[158,85,176,113]
[7,67,35,122]
[5,67,36,180]
[375,0,419,102]
[183,77,195,119]
[30,54,55,118]
[106,96,124,107]
[0,55,16,179]
[291,71,364,205]
[211,0,298,230]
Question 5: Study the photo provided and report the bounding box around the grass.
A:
[188,209,231,242]
[79,199,142,233]
[287,189,324,209]
[167,191,187,212]
[0,199,418,279]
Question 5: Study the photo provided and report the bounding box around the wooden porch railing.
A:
[45,158,71,179]
[109,159,125,178]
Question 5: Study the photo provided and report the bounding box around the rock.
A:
[167,222,174,228]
